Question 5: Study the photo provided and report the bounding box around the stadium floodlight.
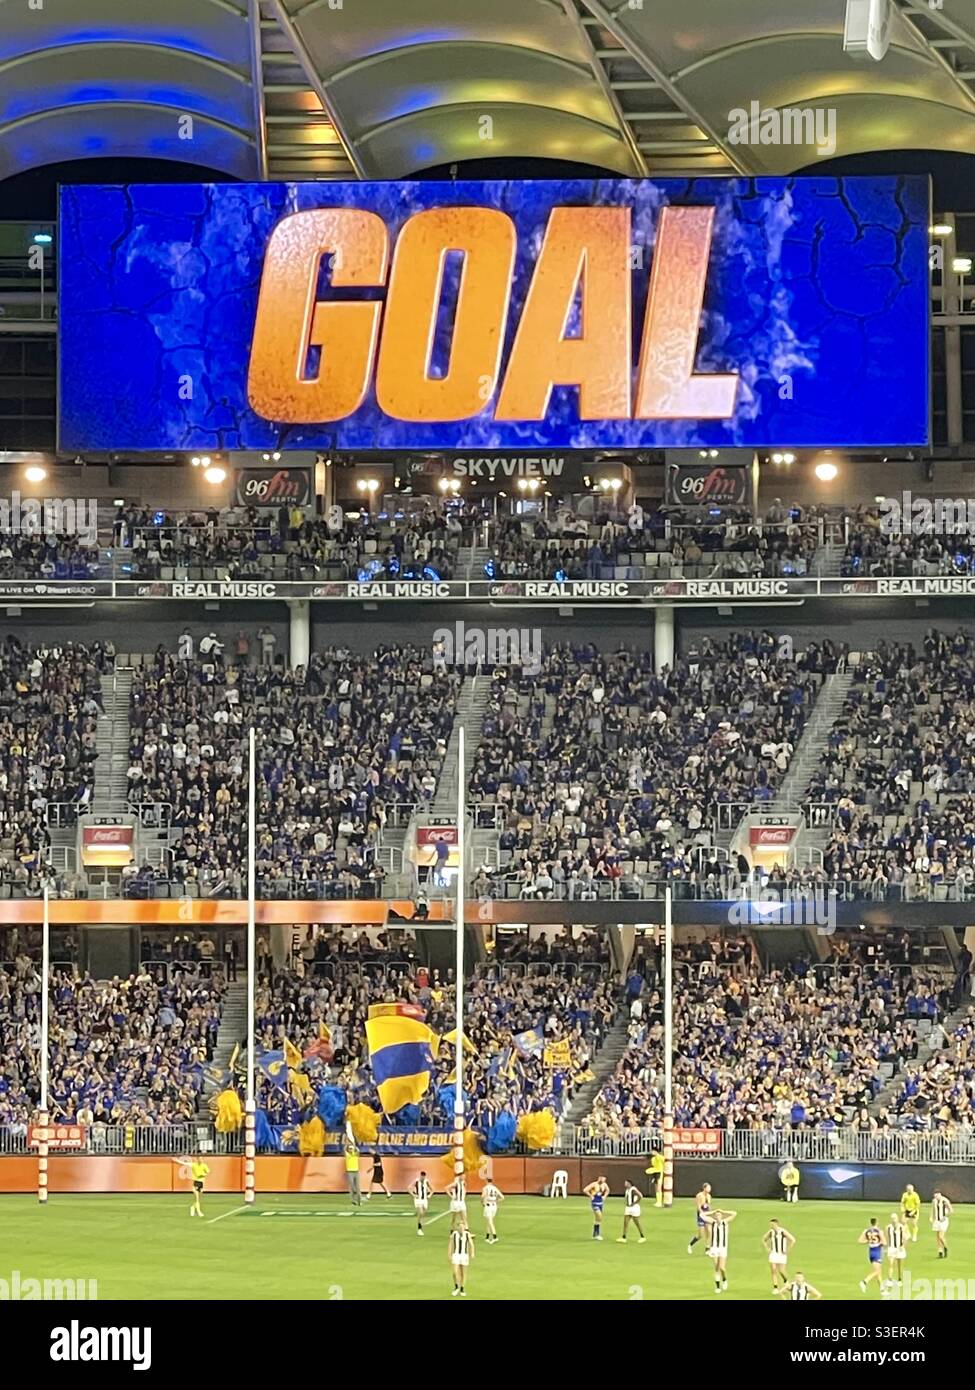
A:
[32,232,52,245]
[24,464,47,483]
[952,256,973,275]
[203,465,227,485]
[782,452,796,464]
[843,0,891,61]
[931,224,953,237]
[771,452,784,464]
[815,461,839,481]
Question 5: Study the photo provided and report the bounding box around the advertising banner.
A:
[235,465,312,507]
[59,177,930,452]
[81,825,134,868]
[665,462,749,508]
[28,1124,87,1151]
[748,825,798,848]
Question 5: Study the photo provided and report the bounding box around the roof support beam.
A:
[558,0,648,175]
[893,0,975,112]
[247,0,269,178]
[263,0,366,176]
[575,0,750,173]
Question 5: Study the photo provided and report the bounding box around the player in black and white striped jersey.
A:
[447,1173,468,1218]
[884,1211,908,1291]
[931,1191,953,1259]
[763,1217,796,1293]
[780,1272,822,1301]
[448,1217,476,1298]
[705,1209,737,1293]
[411,1171,432,1235]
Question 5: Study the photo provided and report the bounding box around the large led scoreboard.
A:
[58,176,930,453]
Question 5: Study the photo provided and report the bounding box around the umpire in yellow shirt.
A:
[344,1138,362,1207]
[780,1160,800,1203]
[190,1158,210,1218]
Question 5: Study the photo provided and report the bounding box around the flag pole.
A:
[662,884,674,1209]
[38,880,50,1205]
[453,724,466,1189]
[244,726,256,1205]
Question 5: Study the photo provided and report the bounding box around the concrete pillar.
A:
[944,214,964,448]
[288,598,310,668]
[654,605,675,674]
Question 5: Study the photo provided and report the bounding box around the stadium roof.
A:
[1,0,975,185]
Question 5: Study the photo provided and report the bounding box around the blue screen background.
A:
[57,175,931,452]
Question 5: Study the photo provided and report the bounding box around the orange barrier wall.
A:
[0,1155,579,1194]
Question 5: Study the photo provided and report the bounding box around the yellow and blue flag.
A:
[514,1028,544,1058]
[258,1050,289,1092]
[367,1002,427,1021]
[442,1027,477,1055]
[365,1014,438,1115]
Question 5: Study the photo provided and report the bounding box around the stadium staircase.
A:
[460,546,491,580]
[867,993,966,1119]
[766,670,853,820]
[558,1008,631,1131]
[810,542,843,577]
[431,675,491,822]
[45,668,133,884]
[91,669,134,816]
[200,981,248,1109]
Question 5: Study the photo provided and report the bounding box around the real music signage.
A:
[58,177,930,452]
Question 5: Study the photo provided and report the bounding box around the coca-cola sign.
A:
[665,463,748,508]
[82,826,132,846]
[749,825,796,848]
[235,466,311,507]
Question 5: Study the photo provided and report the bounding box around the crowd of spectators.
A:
[891,1008,975,1134]
[804,631,975,899]
[114,500,474,583]
[0,534,102,581]
[0,958,224,1130]
[126,640,459,897]
[584,938,949,1138]
[470,635,839,900]
[485,501,825,582]
[841,504,975,578]
[255,928,615,1133]
[0,638,110,895]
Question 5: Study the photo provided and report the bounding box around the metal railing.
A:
[0,1124,241,1156]
[45,802,85,829]
[559,1127,975,1164]
[3,1123,975,1163]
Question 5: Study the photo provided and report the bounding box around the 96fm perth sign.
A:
[235,466,311,508]
[665,462,749,508]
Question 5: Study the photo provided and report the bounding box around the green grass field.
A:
[2,1194,973,1300]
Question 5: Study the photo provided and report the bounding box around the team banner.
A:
[260,1125,455,1154]
[58,177,929,452]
